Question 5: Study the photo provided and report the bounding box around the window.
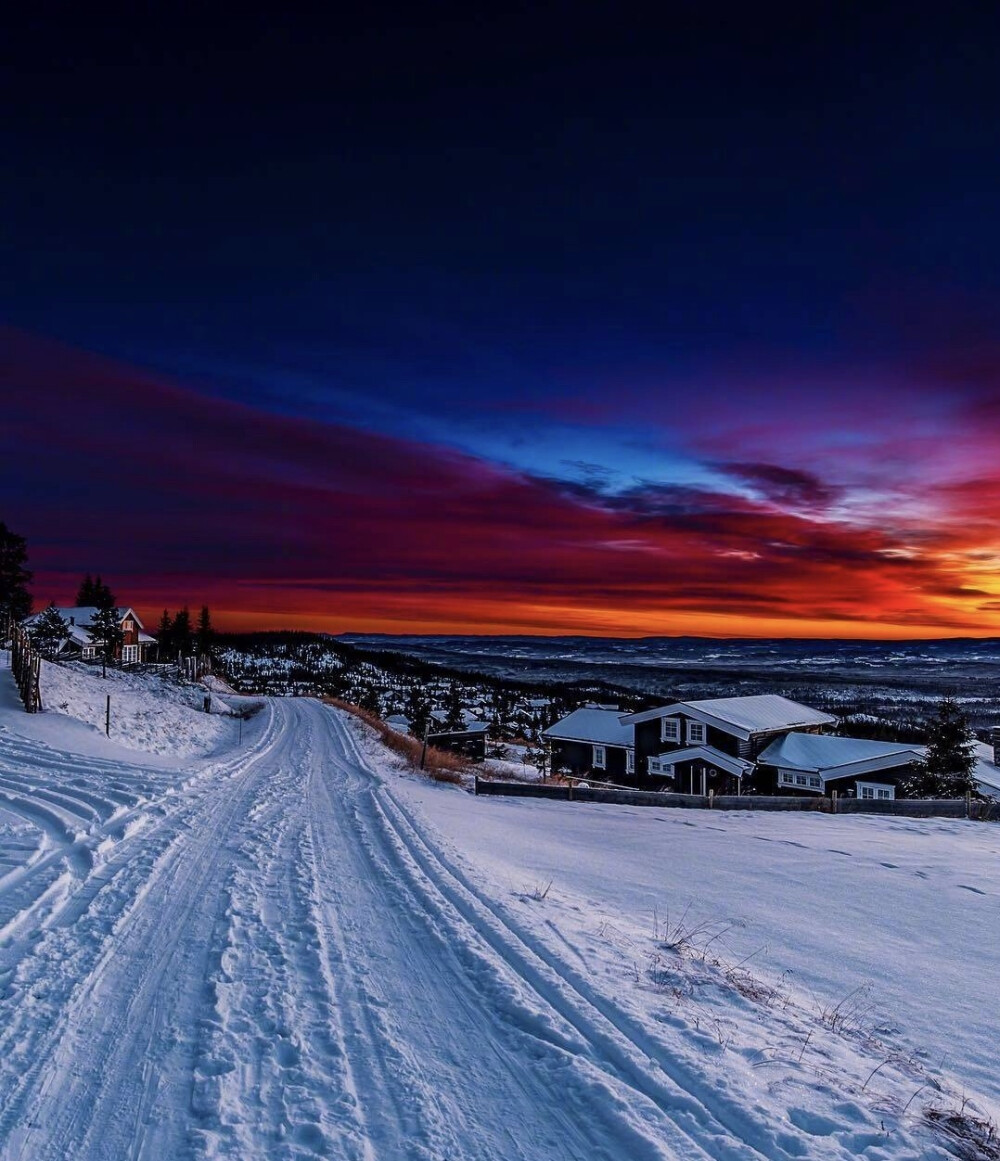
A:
[661,717,680,743]
[592,745,606,769]
[122,619,134,632]
[778,770,822,793]
[858,782,895,801]
[122,644,139,664]
[626,750,635,774]
[687,721,706,745]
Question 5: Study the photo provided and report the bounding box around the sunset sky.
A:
[3,6,1000,637]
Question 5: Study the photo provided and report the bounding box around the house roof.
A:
[543,707,634,749]
[972,741,1000,799]
[758,732,921,780]
[24,606,145,631]
[624,694,835,740]
[651,745,754,779]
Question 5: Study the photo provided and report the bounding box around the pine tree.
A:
[172,607,193,657]
[196,605,213,656]
[76,573,96,606]
[902,698,978,798]
[29,603,69,657]
[443,682,466,731]
[93,576,115,609]
[88,605,123,670]
[0,521,33,624]
[156,609,173,656]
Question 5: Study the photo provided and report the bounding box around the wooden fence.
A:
[5,618,41,713]
[473,778,1000,820]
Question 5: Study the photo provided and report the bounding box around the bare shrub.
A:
[324,697,469,784]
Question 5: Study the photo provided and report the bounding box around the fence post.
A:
[708,788,714,808]
[831,789,837,814]
[106,695,111,737]
[474,775,480,796]
[966,791,972,819]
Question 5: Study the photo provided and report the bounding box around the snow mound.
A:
[37,660,237,758]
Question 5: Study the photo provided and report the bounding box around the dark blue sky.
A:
[4,4,1000,635]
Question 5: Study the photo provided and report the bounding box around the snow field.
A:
[1,652,996,1160]
[371,730,1000,1157]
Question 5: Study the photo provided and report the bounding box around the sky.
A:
[3,4,1000,637]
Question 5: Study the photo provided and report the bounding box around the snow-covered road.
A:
[0,698,777,1161]
[0,694,985,1160]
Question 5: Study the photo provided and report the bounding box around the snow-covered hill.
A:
[0,658,996,1159]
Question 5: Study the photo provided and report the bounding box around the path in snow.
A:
[0,696,962,1159]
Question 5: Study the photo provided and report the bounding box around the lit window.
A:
[687,721,706,745]
[661,718,680,743]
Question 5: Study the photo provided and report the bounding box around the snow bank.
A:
[34,660,237,758]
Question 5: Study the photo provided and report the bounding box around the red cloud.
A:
[4,328,1000,636]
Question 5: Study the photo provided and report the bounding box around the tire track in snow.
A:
[307,702,681,1161]
[328,707,814,1161]
[0,702,284,1159]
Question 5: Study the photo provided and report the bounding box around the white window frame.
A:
[778,770,823,792]
[858,781,895,801]
[686,720,707,745]
[122,644,139,664]
[592,745,606,769]
[626,749,635,774]
[122,619,134,632]
[661,717,681,743]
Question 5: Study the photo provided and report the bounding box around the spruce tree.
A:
[29,603,70,657]
[902,698,978,798]
[172,606,193,657]
[76,573,96,606]
[443,681,466,731]
[93,576,115,609]
[196,605,213,656]
[88,605,123,670]
[156,609,173,656]
[0,521,33,624]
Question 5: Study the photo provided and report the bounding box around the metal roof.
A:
[758,732,921,774]
[624,694,835,739]
[543,708,634,748]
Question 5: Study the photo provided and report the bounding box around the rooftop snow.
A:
[758,732,921,772]
[625,694,836,737]
[544,707,633,748]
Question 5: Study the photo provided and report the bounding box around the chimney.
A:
[992,726,1000,767]
[69,616,75,625]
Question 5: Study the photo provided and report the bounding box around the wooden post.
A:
[708,788,714,808]
[106,695,111,737]
[831,789,837,814]
[474,775,480,796]
[966,790,972,819]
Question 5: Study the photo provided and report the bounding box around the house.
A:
[622,694,836,793]
[425,717,489,761]
[755,733,923,800]
[971,731,1000,801]
[24,606,155,664]
[543,706,635,780]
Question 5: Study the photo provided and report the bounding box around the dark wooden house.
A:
[543,707,635,781]
[622,694,836,793]
[755,733,922,799]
